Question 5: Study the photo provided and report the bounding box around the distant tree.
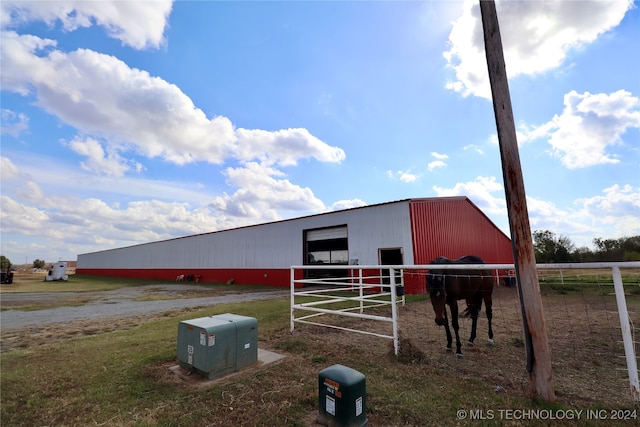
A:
[555,235,575,262]
[533,230,555,263]
[593,236,640,261]
[571,246,594,262]
[593,237,619,254]
[533,230,575,263]
[1,255,11,270]
[32,259,46,269]
[620,236,640,261]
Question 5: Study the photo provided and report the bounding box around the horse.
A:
[426,255,494,358]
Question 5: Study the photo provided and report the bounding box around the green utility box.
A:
[318,364,368,427]
[177,313,258,379]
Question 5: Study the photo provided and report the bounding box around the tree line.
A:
[1,257,49,270]
[533,230,640,263]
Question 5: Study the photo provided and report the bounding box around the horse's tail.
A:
[461,306,474,318]
[462,291,484,318]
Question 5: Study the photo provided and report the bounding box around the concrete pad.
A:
[169,348,286,387]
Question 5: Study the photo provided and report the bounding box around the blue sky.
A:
[1,0,639,264]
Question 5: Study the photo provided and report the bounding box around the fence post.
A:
[290,267,295,332]
[390,268,399,355]
[359,267,364,314]
[612,266,640,403]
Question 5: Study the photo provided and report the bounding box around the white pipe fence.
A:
[290,261,640,403]
[290,266,405,355]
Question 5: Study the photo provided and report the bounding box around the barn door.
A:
[379,248,403,286]
[304,225,348,280]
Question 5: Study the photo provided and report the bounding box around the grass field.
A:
[1,273,639,426]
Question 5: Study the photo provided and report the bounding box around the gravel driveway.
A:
[0,284,289,330]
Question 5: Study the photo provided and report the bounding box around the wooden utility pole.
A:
[479,0,556,402]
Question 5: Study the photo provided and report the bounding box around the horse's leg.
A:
[485,294,494,345]
[468,305,479,346]
[450,301,462,358]
[443,307,453,352]
[468,293,482,346]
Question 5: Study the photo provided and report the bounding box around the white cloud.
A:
[577,184,640,237]
[235,128,345,167]
[0,157,45,204]
[67,137,141,177]
[211,162,326,222]
[526,196,586,233]
[463,144,484,154]
[15,180,44,203]
[399,172,418,183]
[427,160,447,172]
[433,175,506,216]
[0,155,240,253]
[387,169,419,182]
[1,109,29,136]
[0,195,50,234]
[387,152,450,179]
[0,193,226,254]
[427,152,449,171]
[328,199,368,212]
[0,0,173,49]
[0,156,20,180]
[444,0,634,99]
[523,90,640,168]
[0,32,57,96]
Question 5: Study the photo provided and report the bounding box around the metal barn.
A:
[77,197,514,293]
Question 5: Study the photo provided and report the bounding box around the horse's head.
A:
[427,257,450,327]
[427,272,447,326]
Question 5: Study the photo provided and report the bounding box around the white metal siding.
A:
[343,202,414,265]
[78,201,416,269]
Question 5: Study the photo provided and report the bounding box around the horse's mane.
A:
[430,255,487,265]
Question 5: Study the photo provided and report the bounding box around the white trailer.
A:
[45,262,68,281]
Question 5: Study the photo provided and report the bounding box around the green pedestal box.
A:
[177,313,258,379]
[318,364,368,427]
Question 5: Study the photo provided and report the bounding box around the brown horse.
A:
[426,255,494,358]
